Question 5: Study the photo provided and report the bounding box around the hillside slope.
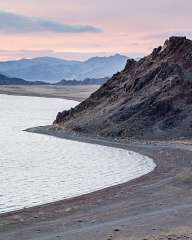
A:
[53,37,192,140]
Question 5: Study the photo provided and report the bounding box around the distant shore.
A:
[1,123,192,239]
[0,84,100,102]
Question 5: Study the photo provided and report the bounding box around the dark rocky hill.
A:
[0,73,47,85]
[54,37,192,140]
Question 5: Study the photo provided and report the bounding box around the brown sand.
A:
[0,85,100,101]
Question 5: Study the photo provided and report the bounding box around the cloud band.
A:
[0,11,102,33]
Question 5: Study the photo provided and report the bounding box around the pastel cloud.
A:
[0,0,191,60]
[0,11,102,33]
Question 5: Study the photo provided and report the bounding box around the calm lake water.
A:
[0,94,155,214]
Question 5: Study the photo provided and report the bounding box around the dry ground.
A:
[0,85,100,101]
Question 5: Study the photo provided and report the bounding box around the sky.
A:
[0,0,191,61]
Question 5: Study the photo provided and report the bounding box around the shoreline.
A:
[0,127,156,216]
[0,85,100,102]
[1,92,192,239]
[1,126,192,239]
[1,125,157,216]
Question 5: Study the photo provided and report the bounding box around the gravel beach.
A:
[1,126,192,240]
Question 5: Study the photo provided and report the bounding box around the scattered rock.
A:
[64,207,72,212]
[107,235,113,240]
[77,219,83,223]
[114,228,120,232]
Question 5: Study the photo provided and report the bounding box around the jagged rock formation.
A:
[54,37,192,140]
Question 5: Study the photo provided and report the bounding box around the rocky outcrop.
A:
[54,37,192,140]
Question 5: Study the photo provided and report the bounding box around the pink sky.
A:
[0,0,191,60]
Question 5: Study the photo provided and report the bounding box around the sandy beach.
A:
[0,89,192,240]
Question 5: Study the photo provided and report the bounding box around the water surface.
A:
[0,94,155,213]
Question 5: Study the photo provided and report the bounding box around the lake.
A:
[0,94,155,214]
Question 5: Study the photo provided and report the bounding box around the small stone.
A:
[64,207,72,212]
[114,228,120,232]
[77,219,83,223]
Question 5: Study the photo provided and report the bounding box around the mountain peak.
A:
[165,36,187,47]
[54,36,192,140]
[147,36,192,69]
[160,36,189,54]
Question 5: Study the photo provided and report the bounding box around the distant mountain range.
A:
[0,54,128,83]
[0,72,109,86]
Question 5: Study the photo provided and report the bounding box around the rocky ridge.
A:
[54,37,192,140]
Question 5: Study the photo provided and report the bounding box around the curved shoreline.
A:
[1,126,156,215]
[1,126,192,239]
